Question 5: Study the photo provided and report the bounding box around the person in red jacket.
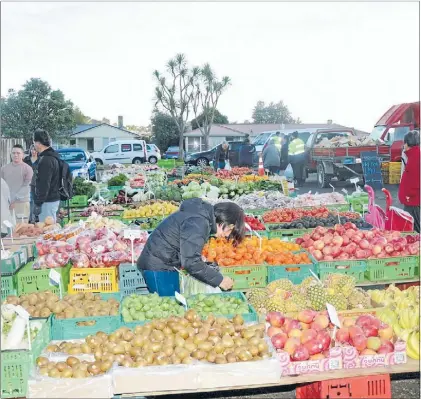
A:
[398,130,420,233]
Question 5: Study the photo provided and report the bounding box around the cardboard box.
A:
[340,340,407,369]
[276,346,342,376]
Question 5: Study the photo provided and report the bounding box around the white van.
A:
[91,140,148,165]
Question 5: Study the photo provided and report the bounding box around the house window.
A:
[69,139,76,146]
[121,144,131,152]
[87,139,94,152]
[104,144,118,153]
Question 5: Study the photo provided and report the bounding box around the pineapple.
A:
[298,276,317,295]
[324,274,355,296]
[326,294,348,311]
[267,279,294,294]
[347,288,371,310]
[306,285,327,311]
[246,289,268,313]
[336,275,356,296]
[265,295,287,313]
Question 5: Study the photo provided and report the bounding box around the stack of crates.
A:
[388,162,401,184]
[1,247,29,301]
[381,162,389,184]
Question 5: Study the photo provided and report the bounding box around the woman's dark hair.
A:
[404,130,420,148]
[33,129,51,146]
[214,202,245,244]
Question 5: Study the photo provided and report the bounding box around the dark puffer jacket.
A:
[34,147,60,206]
[137,198,224,287]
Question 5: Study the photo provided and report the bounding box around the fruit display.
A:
[40,310,270,372]
[370,285,420,359]
[123,201,179,219]
[266,310,332,361]
[84,215,126,232]
[235,192,293,210]
[3,292,119,319]
[9,218,61,238]
[187,294,250,318]
[334,314,397,356]
[290,192,348,208]
[244,215,266,231]
[121,293,185,322]
[112,190,135,204]
[135,217,162,231]
[202,237,301,266]
[33,253,70,269]
[214,167,253,179]
[298,225,420,261]
[35,357,111,378]
[246,276,371,314]
[239,175,268,183]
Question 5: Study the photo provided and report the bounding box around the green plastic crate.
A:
[267,252,316,284]
[1,252,22,275]
[1,275,17,301]
[365,256,418,282]
[16,262,71,296]
[221,265,267,290]
[1,317,50,398]
[51,293,121,339]
[317,259,367,283]
[187,292,258,323]
[265,224,311,240]
[108,185,125,192]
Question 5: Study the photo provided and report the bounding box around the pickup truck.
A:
[305,128,391,188]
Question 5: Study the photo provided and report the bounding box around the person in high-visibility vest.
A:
[272,131,282,152]
[288,131,306,187]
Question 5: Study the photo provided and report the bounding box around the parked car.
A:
[163,146,180,159]
[184,141,256,167]
[56,148,97,180]
[146,144,161,164]
[91,140,148,165]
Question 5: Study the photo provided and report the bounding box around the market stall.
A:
[1,163,420,399]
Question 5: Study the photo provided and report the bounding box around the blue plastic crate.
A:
[118,263,147,298]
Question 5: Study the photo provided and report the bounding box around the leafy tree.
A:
[151,111,180,152]
[73,107,91,124]
[192,64,231,149]
[191,108,229,130]
[0,78,76,147]
[252,100,301,124]
[153,54,199,159]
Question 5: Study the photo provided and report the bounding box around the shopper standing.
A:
[262,139,281,175]
[214,141,230,171]
[1,144,33,220]
[33,129,61,223]
[280,134,289,172]
[272,131,282,152]
[288,131,306,186]
[1,178,15,237]
[239,138,255,167]
[24,145,39,223]
[399,130,420,233]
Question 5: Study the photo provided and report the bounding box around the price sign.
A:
[361,152,383,189]
[326,303,341,328]
[49,269,63,299]
[124,229,142,240]
[3,220,13,229]
[175,291,188,310]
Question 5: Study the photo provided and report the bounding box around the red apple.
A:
[271,333,288,350]
[291,345,310,361]
[266,311,285,327]
[335,327,350,343]
[267,326,283,338]
[297,310,316,324]
[351,334,367,352]
[301,329,317,344]
[284,337,301,356]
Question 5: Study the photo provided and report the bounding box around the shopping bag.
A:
[284,163,294,180]
[224,160,231,171]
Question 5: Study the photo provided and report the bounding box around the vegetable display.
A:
[39,310,270,372]
[107,174,128,187]
[73,177,96,198]
[188,294,250,318]
[244,215,266,231]
[10,218,60,238]
[123,201,179,219]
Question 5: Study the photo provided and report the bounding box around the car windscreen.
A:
[252,133,272,146]
[58,151,86,162]
[166,147,179,152]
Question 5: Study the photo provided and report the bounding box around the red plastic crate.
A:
[296,374,391,399]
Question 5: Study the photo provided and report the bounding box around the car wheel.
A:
[95,158,103,165]
[149,156,158,164]
[317,163,332,189]
[133,157,143,165]
[196,158,209,168]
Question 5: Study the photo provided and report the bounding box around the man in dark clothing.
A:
[262,139,281,175]
[288,131,306,186]
[138,198,246,295]
[214,141,229,171]
[239,138,255,167]
[33,129,61,223]
[280,134,289,171]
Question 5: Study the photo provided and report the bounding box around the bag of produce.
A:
[178,265,221,296]
[32,253,70,270]
[284,163,294,180]
[71,252,90,268]
[91,238,116,255]
[224,160,232,171]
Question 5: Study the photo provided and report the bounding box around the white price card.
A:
[326,303,341,328]
[3,220,13,228]
[49,269,62,286]
[15,305,30,320]
[124,229,142,240]
[175,291,188,309]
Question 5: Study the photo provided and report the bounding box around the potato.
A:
[44,216,54,226]
[35,222,46,229]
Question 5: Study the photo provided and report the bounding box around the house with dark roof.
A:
[64,122,140,152]
[183,122,369,152]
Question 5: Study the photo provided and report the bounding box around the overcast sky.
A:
[1,1,419,132]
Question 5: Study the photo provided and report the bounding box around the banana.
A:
[406,331,420,360]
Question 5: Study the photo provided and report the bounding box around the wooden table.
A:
[120,358,419,397]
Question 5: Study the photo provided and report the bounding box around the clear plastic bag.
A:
[70,252,90,268]
[32,253,70,270]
